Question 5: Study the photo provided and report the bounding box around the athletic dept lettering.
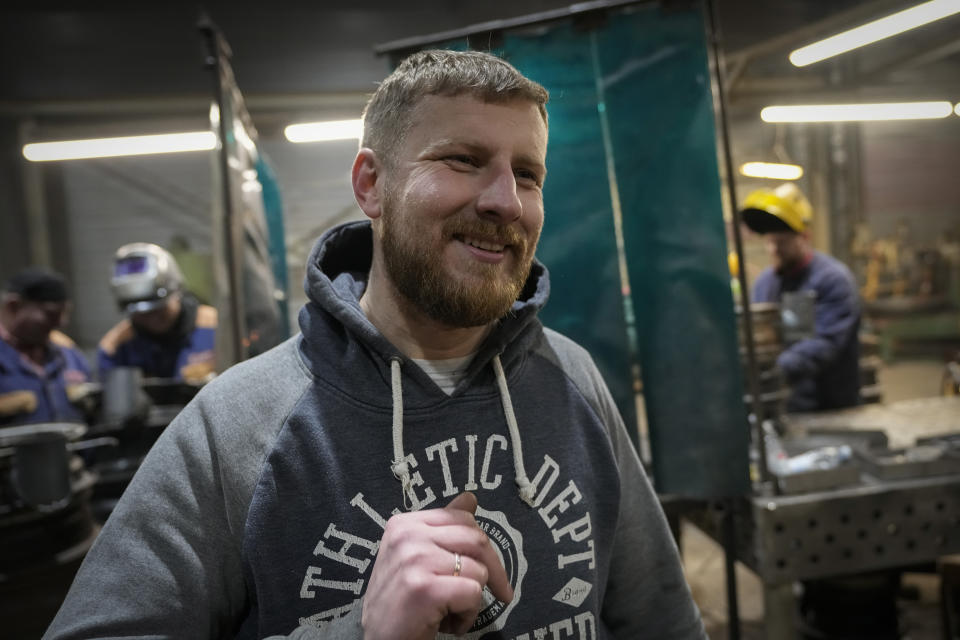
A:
[297,436,595,637]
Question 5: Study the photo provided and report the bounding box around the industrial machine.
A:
[0,422,98,639]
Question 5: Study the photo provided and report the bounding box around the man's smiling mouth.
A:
[456,234,507,253]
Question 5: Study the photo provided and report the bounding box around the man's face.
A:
[377,94,547,328]
[130,295,180,335]
[764,231,808,273]
[8,298,68,345]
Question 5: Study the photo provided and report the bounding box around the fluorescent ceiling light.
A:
[740,162,804,180]
[284,119,362,143]
[790,0,960,67]
[761,101,953,122]
[23,132,216,161]
[955,102,960,116]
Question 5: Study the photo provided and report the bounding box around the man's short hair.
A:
[4,267,69,303]
[361,49,549,167]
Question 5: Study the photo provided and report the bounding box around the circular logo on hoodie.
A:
[439,505,526,639]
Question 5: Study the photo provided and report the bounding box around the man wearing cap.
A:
[740,182,861,412]
[0,267,92,426]
[97,243,217,384]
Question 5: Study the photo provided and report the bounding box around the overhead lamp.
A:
[284,119,363,143]
[740,162,804,180]
[23,132,217,162]
[760,101,953,122]
[789,0,960,67]
[955,102,960,116]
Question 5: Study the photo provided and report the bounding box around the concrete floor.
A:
[681,358,951,639]
[878,359,950,404]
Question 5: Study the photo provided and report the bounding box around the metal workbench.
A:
[689,396,960,639]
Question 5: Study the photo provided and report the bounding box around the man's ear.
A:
[352,148,383,220]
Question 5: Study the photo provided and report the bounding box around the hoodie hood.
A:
[297,220,551,508]
[298,220,550,401]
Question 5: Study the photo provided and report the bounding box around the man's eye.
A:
[446,155,477,166]
[515,169,541,186]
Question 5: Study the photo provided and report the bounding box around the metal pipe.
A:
[374,0,651,56]
[199,16,245,367]
[722,498,741,640]
[18,119,52,268]
[705,0,771,488]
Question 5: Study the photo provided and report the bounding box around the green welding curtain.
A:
[417,0,749,497]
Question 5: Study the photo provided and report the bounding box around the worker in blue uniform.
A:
[97,243,217,384]
[741,184,902,639]
[741,183,861,412]
[0,267,92,426]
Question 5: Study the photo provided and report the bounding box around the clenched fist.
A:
[361,492,513,639]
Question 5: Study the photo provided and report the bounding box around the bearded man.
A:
[46,50,705,640]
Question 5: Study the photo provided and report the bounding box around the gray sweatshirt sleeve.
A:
[43,390,252,639]
[541,330,707,639]
[43,339,366,640]
[594,378,707,639]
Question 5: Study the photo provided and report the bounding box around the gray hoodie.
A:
[45,221,705,639]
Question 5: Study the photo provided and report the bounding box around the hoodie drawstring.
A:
[388,354,536,510]
[388,357,414,511]
[491,354,536,506]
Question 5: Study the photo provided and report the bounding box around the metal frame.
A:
[374,0,651,57]
[199,16,246,368]
[691,473,960,639]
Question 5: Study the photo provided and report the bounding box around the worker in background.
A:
[98,243,217,384]
[740,182,861,412]
[0,267,92,426]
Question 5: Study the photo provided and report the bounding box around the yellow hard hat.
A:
[740,183,812,234]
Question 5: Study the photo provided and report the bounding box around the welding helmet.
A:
[740,183,813,234]
[110,243,183,314]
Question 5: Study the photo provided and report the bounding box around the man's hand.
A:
[361,492,513,640]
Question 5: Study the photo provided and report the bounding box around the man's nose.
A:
[476,164,522,223]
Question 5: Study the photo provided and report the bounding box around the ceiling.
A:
[5,0,957,128]
[2,0,957,323]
